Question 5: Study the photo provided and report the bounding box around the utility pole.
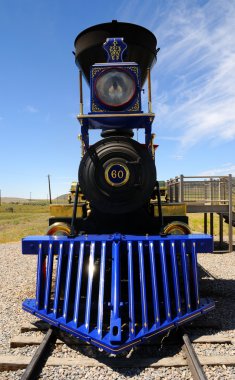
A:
[0,189,1,206]
[48,175,52,204]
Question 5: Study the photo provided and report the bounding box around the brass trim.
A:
[147,67,152,113]
[77,112,155,119]
[79,70,83,115]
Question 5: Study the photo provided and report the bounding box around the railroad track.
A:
[182,333,207,380]
[1,322,235,379]
[20,327,56,380]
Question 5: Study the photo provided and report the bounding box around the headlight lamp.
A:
[94,68,136,109]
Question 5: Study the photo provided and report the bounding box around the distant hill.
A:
[1,194,68,204]
[53,194,68,203]
[1,197,41,204]
[54,194,67,200]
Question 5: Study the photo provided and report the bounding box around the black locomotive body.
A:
[22,21,214,354]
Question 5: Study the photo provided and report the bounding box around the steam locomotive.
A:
[22,21,214,354]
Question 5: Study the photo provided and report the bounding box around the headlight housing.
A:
[91,63,141,113]
[94,68,137,110]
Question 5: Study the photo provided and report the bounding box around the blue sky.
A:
[0,0,234,199]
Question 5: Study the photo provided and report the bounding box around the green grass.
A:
[0,203,234,243]
[188,213,235,238]
[0,203,49,243]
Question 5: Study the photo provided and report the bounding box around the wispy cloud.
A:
[199,163,235,176]
[153,0,235,149]
[117,0,235,150]
[172,155,184,160]
[157,136,181,141]
[25,105,39,113]
[68,113,77,119]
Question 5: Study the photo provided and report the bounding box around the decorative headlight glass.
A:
[94,68,136,109]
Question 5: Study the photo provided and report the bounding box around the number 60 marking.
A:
[111,170,124,179]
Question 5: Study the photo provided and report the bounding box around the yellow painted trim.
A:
[203,305,215,312]
[90,339,142,352]
[23,306,34,313]
[177,312,201,324]
[145,325,174,340]
[35,313,57,324]
[153,203,186,217]
[50,204,83,218]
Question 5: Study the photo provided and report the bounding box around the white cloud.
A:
[25,105,39,113]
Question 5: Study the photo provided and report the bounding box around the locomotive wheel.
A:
[46,222,71,236]
[163,221,191,235]
[79,136,156,214]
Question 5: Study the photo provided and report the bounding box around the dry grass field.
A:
[0,202,234,244]
[188,213,234,239]
[0,203,49,243]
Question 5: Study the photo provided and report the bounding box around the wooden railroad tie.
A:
[1,323,234,372]
[10,333,235,348]
[1,354,235,371]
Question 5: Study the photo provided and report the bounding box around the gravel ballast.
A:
[0,242,235,379]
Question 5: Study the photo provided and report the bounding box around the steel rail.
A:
[182,333,207,380]
[21,327,56,380]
